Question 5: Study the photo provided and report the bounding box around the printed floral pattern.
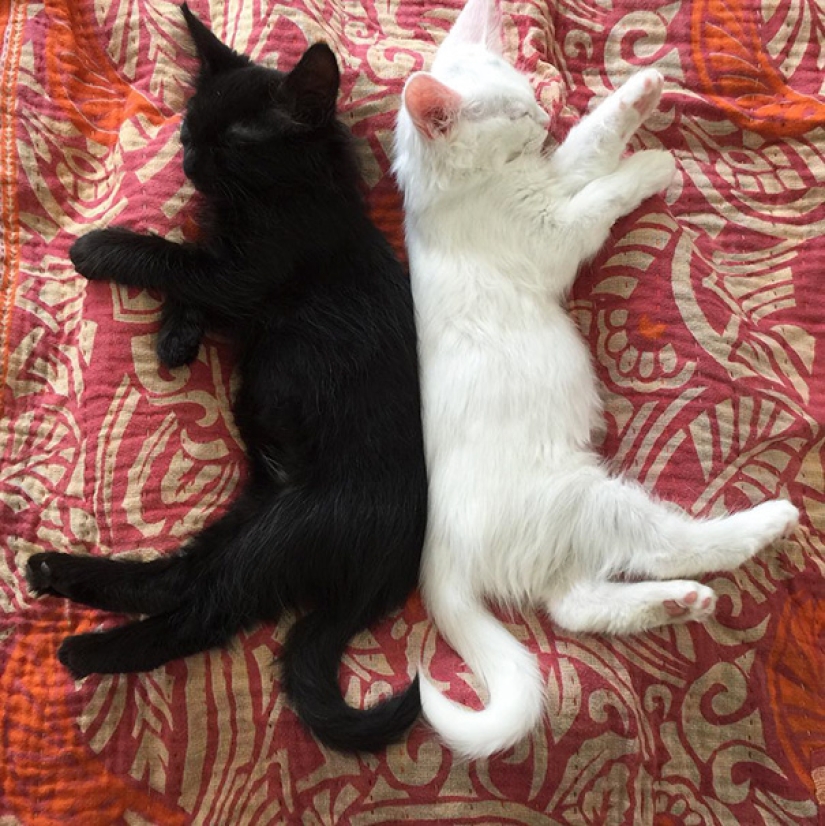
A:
[1,0,823,823]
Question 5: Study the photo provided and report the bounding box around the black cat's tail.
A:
[280,609,420,752]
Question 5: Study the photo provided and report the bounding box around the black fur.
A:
[26,3,427,753]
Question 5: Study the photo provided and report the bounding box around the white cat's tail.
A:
[420,594,545,759]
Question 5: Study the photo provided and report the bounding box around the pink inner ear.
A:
[404,74,462,139]
[444,0,503,55]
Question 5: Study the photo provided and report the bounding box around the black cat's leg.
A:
[70,228,208,288]
[157,300,206,368]
[26,496,256,615]
[27,553,188,616]
[57,599,249,678]
[70,228,250,318]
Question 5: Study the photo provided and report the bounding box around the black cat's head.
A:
[179,3,341,197]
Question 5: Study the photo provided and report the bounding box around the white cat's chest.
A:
[405,160,588,294]
[409,246,601,460]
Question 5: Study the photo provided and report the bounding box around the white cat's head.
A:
[394,0,549,195]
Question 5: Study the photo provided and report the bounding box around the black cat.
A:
[26,3,427,753]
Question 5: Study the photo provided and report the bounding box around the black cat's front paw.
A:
[157,318,203,368]
[70,227,143,282]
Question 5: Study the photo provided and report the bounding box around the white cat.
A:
[393,0,799,760]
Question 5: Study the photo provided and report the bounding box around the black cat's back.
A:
[234,217,426,614]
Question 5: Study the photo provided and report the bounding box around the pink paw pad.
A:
[632,75,664,116]
[664,594,693,616]
[663,586,716,621]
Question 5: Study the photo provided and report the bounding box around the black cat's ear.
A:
[181,3,249,76]
[283,43,340,126]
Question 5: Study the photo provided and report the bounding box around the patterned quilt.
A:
[1,0,823,823]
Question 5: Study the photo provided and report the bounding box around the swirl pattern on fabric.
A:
[0,0,823,822]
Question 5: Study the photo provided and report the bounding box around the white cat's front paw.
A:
[662,582,716,622]
[619,69,665,121]
[620,149,676,201]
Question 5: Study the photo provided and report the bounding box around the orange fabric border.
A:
[0,0,25,421]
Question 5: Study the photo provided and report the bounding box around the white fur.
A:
[394,0,799,760]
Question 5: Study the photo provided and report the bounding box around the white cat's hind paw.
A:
[745,500,799,547]
[673,499,800,575]
[662,583,716,622]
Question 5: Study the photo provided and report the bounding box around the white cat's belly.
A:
[423,452,604,601]
[418,303,600,459]
[417,305,605,599]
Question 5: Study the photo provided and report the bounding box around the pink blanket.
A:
[1,0,823,822]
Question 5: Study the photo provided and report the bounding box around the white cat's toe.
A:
[620,69,665,119]
[662,582,716,624]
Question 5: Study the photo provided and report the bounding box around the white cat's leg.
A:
[561,149,675,260]
[549,69,665,191]
[629,499,799,579]
[579,477,799,579]
[546,579,716,634]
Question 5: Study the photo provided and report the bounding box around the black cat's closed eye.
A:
[226,122,273,144]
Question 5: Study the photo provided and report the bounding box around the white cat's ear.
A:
[403,73,462,139]
[442,0,503,55]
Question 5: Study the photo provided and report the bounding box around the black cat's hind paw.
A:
[58,616,188,677]
[58,633,108,679]
[70,229,115,281]
[26,552,65,597]
[26,551,104,606]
